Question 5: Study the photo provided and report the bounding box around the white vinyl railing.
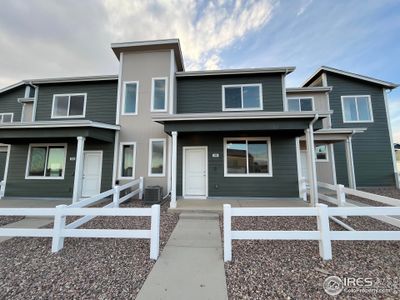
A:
[0,177,161,260]
[299,177,308,201]
[223,204,400,262]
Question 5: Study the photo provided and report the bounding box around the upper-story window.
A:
[341,95,373,123]
[0,113,13,123]
[151,78,168,112]
[222,84,263,111]
[287,97,313,112]
[122,81,139,115]
[51,93,86,118]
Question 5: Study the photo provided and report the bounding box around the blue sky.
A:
[0,0,399,140]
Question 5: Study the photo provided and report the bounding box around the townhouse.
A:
[0,39,398,208]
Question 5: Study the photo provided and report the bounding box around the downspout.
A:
[308,113,319,206]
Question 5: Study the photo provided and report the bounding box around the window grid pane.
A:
[69,95,85,116]
[122,144,134,177]
[343,97,357,121]
[242,86,260,108]
[357,97,371,121]
[288,99,300,111]
[46,147,65,177]
[2,114,12,123]
[226,140,247,174]
[151,141,164,174]
[54,96,69,117]
[28,147,47,176]
[153,79,166,110]
[124,83,137,113]
[247,141,269,174]
[300,98,313,111]
[315,145,328,160]
[224,87,242,109]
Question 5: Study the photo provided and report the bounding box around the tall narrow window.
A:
[123,82,139,114]
[341,96,373,122]
[151,78,168,112]
[120,143,136,178]
[26,144,67,179]
[224,138,272,177]
[287,97,313,112]
[52,94,86,118]
[149,139,166,176]
[223,84,263,111]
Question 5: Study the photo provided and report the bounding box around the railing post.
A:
[150,204,160,260]
[301,177,307,201]
[316,204,332,260]
[139,176,144,200]
[113,185,120,207]
[224,204,232,262]
[52,204,67,253]
[336,184,347,219]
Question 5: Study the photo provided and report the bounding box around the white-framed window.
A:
[222,84,263,111]
[148,138,166,176]
[122,81,139,115]
[151,78,168,112]
[119,142,136,179]
[341,95,373,123]
[223,137,272,177]
[25,144,67,179]
[287,97,314,112]
[0,113,14,123]
[315,144,329,161]
[51,93,87,118]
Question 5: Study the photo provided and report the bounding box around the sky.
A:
[0,0,399,141]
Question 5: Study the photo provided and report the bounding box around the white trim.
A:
[121,81,139,115]
[282,74,287,111]
[151,77,168,112]
[118,142,137,180]
[222,84,263,111]
[2,145,11,196]
[330,144,337,185]
[295,137,303,198]
[51,93,87,119]
[32,85,39,121]
[167,135,172,192]
[341,95,373,123]
[171,131,178,207]
[176,67,295,77]
[0,113,14,123]
[72,136,85,202]
[112,131,120,187]
[182,146,208,199]
[382,88,399,187]
[0,81,25,94]
[25,143,68,180]
[82,150,103,198]
[148,138,167,177]
[169,49,174,114]
[286,97,315,112]
[223,137,273,177]
[315,144,329,162]
[0,120,120,130]
[116,52,124,125]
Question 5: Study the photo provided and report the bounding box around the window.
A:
[151,78,168,112]
[287,97,313,112]
[223,84,263,111]
[119,142,136,178]
[122,82,139,115]
[52,94,86,118]
[341,95,373,122]
[0,113,13,123]
[315,144,328,161]
[148,139,166,176]
[26,144,67,179]
[224,138,272,177]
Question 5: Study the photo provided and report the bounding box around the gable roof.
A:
[302,66,399,89]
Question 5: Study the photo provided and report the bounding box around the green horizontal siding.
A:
[327,72,395,186]
[35,81,117,124]
[0,85,25,122]
[177,74,284,113]
[5,139,114,198]
[177,133,299,198]
[0,152,7,181]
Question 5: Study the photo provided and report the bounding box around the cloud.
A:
[297,0,313,16]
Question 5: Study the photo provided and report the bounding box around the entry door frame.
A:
[182,146,208,199]
[82,150,103,198]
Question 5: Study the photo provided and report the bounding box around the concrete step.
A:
[179,212,220,220]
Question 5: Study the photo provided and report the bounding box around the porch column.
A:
[72,136,85,203]
[170,131,178,208]
[305,128,318,206]
[345,136,356,189]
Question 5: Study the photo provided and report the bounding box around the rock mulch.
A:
[0,216,25,227]
[0,200,178,299]
[346,186,400,207]
[222,214,400,299]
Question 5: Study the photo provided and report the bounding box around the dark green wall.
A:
[5,139,114,198]
[176,74,284,113]
[35,80,117,124]
[327,72,395,186]
[177,133,299,198]
[0,85,25,121]
[0,151,7,181]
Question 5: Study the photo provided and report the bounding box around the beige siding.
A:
[118,50,172,194]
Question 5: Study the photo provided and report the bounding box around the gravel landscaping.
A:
[0,199,178,299]
[222,215,400,299]
[0,216,25,227]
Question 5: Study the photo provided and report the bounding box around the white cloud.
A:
[297,0,313,16]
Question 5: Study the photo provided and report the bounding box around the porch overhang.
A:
[0,121,119,143]
[300,128,367,143]
[154,111,331,135]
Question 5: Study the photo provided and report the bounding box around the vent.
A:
[144,186,163,204]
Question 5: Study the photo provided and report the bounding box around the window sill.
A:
[224,174,273,178]
[25,176,65,180]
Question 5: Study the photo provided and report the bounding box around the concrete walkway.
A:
[0,217,53,243]
[136,212,228,300]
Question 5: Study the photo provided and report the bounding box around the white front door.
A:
[300,150,308,181]
[82,151,102,197]
[183,147,207,198]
